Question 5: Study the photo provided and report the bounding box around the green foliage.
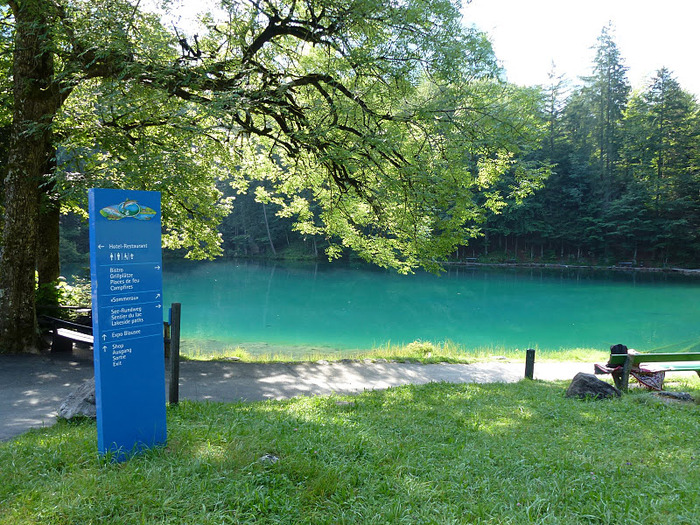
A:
[58,212,89,263]
[194,0,523,272]
[2,379,699,523]
[474,25,700,267]
[241,77,548,272]
[35,273,91,308]
[0,0,545,272]
[56,276,92,307]
[34,278,61,307]
[47,11,700,269]
[55,75,234,259]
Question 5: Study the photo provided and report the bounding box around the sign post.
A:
[88,188,167,460]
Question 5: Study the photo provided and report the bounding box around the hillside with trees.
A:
[475,25,700,267]
[150,25,700,268]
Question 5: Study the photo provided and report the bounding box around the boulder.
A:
[566,372,621,400]
[58,378,96,420]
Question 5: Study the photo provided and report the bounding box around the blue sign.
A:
[88,188,166,460]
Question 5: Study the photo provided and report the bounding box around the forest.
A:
[225,25,700,268]
[59,24,700,269]
[1,1,699,352]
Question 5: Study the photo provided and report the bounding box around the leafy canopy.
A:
[20,0,546,270]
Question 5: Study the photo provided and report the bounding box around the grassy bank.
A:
[3,378,699,524]
[181,340,609,365]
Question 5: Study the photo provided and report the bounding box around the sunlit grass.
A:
[2,378,699,524]
[180,339,608,365]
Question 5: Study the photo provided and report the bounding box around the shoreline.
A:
[159,255,700,276]
[443,261,700,276]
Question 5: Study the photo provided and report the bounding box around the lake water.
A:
[161,260,700,357]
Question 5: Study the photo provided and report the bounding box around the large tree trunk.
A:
[37,174,62,294]
[0,152,43,353]
[0,0,61,353]
[36,192,62,305]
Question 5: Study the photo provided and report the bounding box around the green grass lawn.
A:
[2,378,699,524]
[182,340,608,365]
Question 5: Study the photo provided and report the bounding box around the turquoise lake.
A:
[161,260,700,357]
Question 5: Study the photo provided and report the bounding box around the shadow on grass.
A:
[2,379,699,524]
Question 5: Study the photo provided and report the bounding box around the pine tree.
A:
[622,68,700,262]
[580,23,630,206]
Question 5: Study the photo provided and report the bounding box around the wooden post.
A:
[168,303,181,405]
[163,321,171,358]
[525,349,535,380]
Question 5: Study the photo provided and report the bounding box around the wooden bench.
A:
[40,316,94,352]
[616,261,635,268]
[40,315,172,355]
[596,351,700,391]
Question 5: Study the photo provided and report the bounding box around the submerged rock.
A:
[566,372,621,400]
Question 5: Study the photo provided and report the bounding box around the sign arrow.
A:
[88,188,167,458]
[156,304,162,309]
[155,293,161,299]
